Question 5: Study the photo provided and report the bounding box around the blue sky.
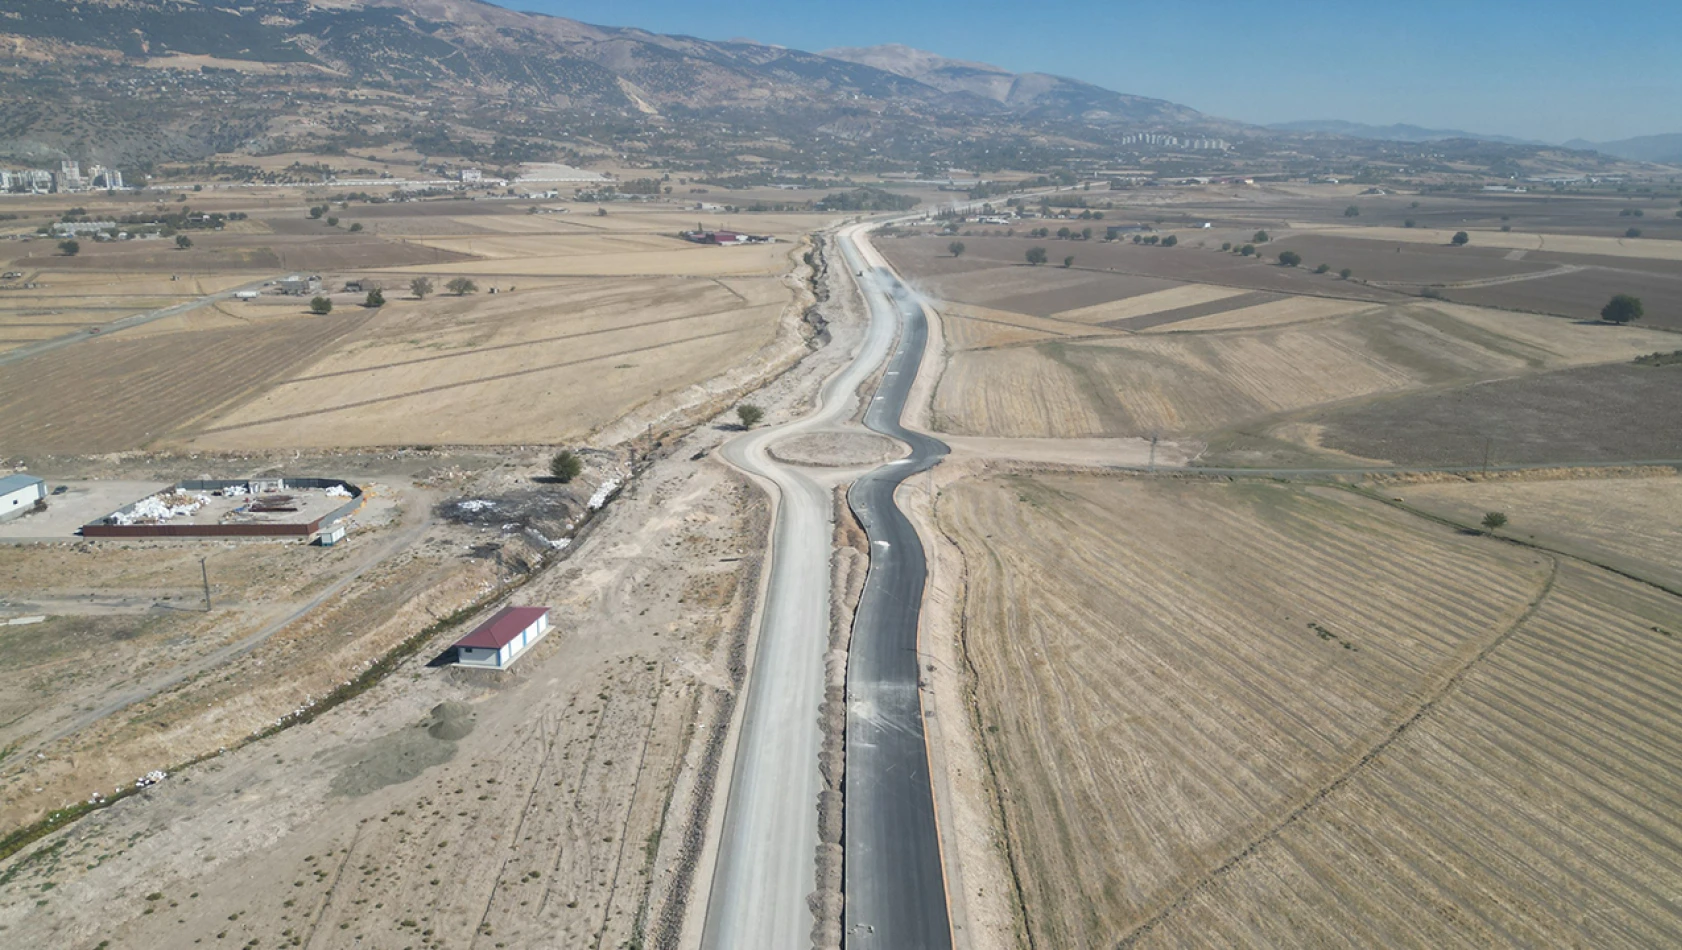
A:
[507,0,1681,143]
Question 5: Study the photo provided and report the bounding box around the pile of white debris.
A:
[113,491,209,525]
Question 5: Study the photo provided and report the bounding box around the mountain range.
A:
[0,0,1658,174]
[1273,119,1682,165]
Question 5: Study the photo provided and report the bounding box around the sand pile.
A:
[427,701,477,740]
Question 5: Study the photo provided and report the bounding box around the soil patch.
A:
[768,431,903,467]
[328,721,459,798]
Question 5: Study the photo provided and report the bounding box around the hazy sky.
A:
[512,0,1681,143]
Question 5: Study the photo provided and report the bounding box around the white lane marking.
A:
[874,540,891,549]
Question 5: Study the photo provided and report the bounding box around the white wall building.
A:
[0,474,46,522]
[452,606,552,670]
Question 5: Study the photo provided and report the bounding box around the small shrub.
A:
[1481,511,1507,531]
[1315,263,1330,274]
[309,295,333,315]
[736,404,764,428]
[548,450,582,483]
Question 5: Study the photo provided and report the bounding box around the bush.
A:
[175,234,193,250]
[1220,241,1232,251]
[1501,224,1512,232]
[1252,230,1269,243]
[1240,244,1256,257]
[326,216,339,227]
[1315,263,1330,273]
[1404,219,1417,228]
[1339,268,1353,279]
[1344,205,1360,217]
[1061,255,1075,268]
[736,404,764,428]
[1160,235,1178,247]
[349,222,363,232]
[548,450,581,483]
[309,296,333,315]
[948,241,965,257]
[364,288,385,308]
[1277,250,1302,267]
[1481,511,1507,531]
[1626,227,1643,238]
[58,239,79,256]
[1451,231,1470,246]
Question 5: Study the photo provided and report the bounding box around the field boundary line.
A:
[1115,554,1561,948]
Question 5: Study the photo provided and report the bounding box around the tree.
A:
[364,288,385,308]
[1056,226,1072,240]
[1626,227,1643,238]
[1404,219,1417,228]
[58,239,79,256]
[410,276,434,299]
[736,404,764,428]
[1061,255,1075,268]
[1253,230,1270,243]
[595,207,608,217]
[1240,244,1256,257]
[1081,227,1093,241]
[308,205,324,219]
[1481,511,1508,532]
[1161,235,1178,247]
[326,216,339,227]
[349,222,363,233]
[948,241,966,258]
[1315,263,1330,274]
[445,277,478,296]
[1344,205,1360,217]
[548,449,582,483]
[1340,268,1353,280]
[1026,246,1048,266]
[175,234,193,250]
[1600,293,1644,325]
[1451,231,1470,246]
[1277,250,1302,267]
[310,295,333,315]
[1221,242,1232,251]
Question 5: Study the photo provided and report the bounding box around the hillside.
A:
[0,0,1231,169]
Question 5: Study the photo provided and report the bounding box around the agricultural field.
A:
[1447,265,1682,329]
[0,195,826,456]
[1387,471,1682,592]
[930,299,1675,445]
[941,472,1682,949]
[1305,359,1682,468]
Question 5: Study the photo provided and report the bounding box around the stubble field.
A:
[941,473,1682,949]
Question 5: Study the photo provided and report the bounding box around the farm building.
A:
[452,607,552,670]
[278,274,322,296]
[0,474,45,522]
[679,229,772,246]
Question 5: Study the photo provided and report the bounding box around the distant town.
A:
[0,160,123,194]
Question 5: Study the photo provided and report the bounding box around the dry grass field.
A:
[942,473,1682,948]
[932,301,1674,442]
[1448,265,1682,329]
[0,272,251,352]
[1389,472,1682,591]
[190,274,791,449]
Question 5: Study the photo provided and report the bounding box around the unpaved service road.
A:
[702,224,899,949]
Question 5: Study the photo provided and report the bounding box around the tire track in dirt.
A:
[1115,555,1561,948]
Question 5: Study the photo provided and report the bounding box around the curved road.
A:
[703,224,907,949]
[843,275,953,948]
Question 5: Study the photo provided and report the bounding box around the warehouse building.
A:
[0,474,46,522]
[451,606,552,670]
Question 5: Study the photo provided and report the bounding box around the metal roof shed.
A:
[452,606,551,670]
[0,474,46,522]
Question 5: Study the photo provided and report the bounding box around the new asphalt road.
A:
[842,273,953,949]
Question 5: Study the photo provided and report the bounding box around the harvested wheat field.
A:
[0,311,374,454]
[190,274,794,449]
[942,473,1682,948]
[1388,472,1682,590]
[933,303,1676,440]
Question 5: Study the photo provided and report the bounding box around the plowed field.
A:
[943,473,1682,948]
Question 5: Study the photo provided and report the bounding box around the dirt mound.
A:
[427,701,477,740]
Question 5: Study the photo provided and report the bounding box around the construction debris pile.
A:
[112,491,209,525]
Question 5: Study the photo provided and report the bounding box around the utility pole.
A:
[1482,437,1493,474]
[1149,434,1159,473]
[200,556,212,612]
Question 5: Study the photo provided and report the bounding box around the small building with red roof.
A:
[452,606,551,670]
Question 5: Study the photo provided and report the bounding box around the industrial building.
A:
[451,606,552,670]
[278,275,322,296]
[0,474,46,522]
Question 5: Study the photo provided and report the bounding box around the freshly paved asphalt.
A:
[843,272,953,949]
